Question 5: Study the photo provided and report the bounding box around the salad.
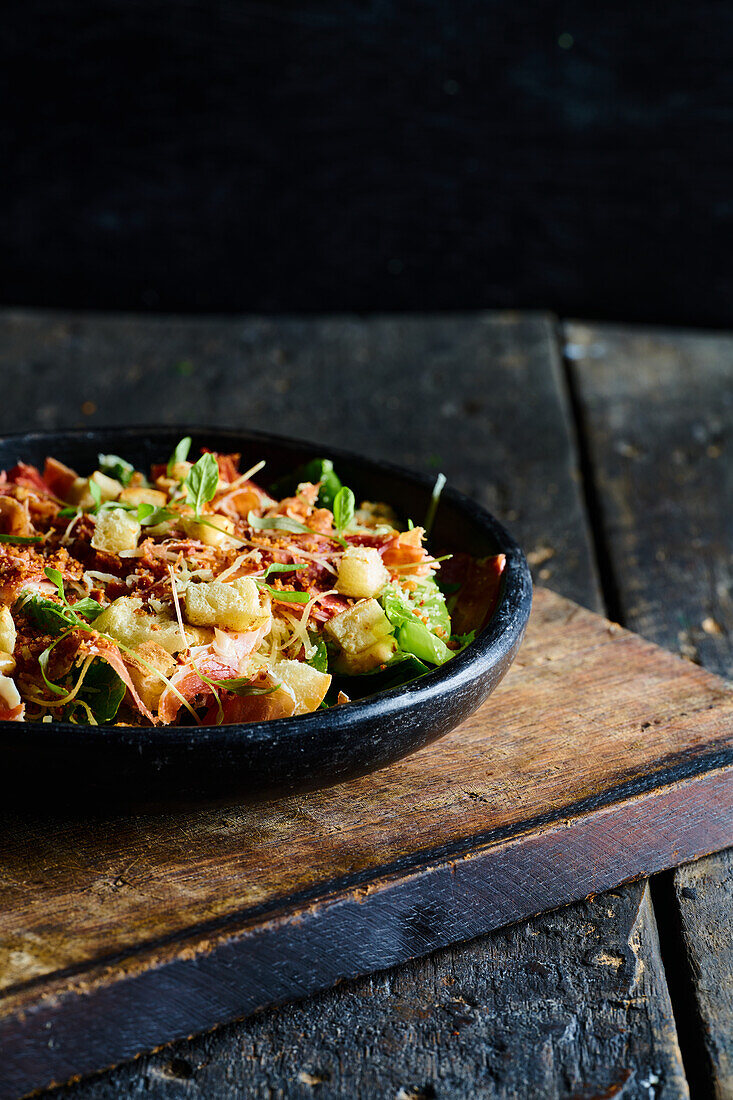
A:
[0,442,505,727]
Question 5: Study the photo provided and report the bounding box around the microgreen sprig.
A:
[168,436,192,476]
[262,562,308,580]
[184,452,219,515]
[332,486,355,533]
[98,453,135,486]
[0,533,43,545]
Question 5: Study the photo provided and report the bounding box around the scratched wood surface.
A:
[0,311,690,1099]
[2,586,732,996]
[3,586,733,1099]
[566,321,733,1099]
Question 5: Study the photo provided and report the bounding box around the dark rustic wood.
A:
[1,311,686,1100]
[47,883,682,1100]
[3,586,732,1098]
[4,3,733,327]
[673,851,733,1098]
[566,320,733,1099]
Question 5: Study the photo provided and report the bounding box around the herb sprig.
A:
[168,436,192,475]
[0,533,43,545]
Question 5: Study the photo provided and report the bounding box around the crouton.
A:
[324,598,395,673]
[336,545,390,598]
[274,659,331,714]
[94,596,189,654]
[184,577,269,632]
[91,509,141,553]
[126,641,177,712]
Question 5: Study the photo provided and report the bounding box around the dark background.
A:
[3,1,733,325]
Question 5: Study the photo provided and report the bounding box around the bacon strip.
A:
[157,621,271,724]
[81,636,158,724]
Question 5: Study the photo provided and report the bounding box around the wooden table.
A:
[1,311,730,1099]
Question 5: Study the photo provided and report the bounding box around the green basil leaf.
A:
[71,597,105,622]
[247,511,313,534]
[65,657,126,723]
[138,504,176,526]
[89,478,103,512]
[17,592,72,635]
[44,566,65,600]
[258,584,310,604]
[168,436,192,475]
[262,562,308,580]
[333,486,355,532]
[98,453,135,486]
[184,452,220,516]
[0,533,43,544]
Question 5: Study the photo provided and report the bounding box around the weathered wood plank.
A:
[2,588,731,1015]
[565,320,733,1099]
[0,311,687,1099]
[49,884,683,1100]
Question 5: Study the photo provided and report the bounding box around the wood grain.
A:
[46,883,682,1100]
[1,310,686,1100]
[566,320,733,1098]
[2,586,731,1098]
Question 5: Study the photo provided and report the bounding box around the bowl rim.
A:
[0,424,533,748]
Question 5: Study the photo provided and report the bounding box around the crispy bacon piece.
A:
[310,593,352,622]
[0,496,32,537]
[382,527,432,576]
[6,463,51,496]
[43,457,78,499]
[439,553,506,635]
[157,623,271,724]
[265,484,334,535]
[210,451,240,484]
[204,686,296,725]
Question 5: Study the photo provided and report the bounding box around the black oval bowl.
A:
[0,427,532,809]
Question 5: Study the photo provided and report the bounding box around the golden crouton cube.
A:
[181,514,236,547]
[118,486,168,508]
[184,577,268,632]
[126,641,177,712]
[91,509,141,553]
[68,471,123,508]
[324,598,392,653]
[274,659,331,714]
[324,598,395,673]
[336,545,390,598]
[0,606,16,655]
[94,596,189,654]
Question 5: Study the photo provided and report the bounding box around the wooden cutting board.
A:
[2,586,732,1099]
